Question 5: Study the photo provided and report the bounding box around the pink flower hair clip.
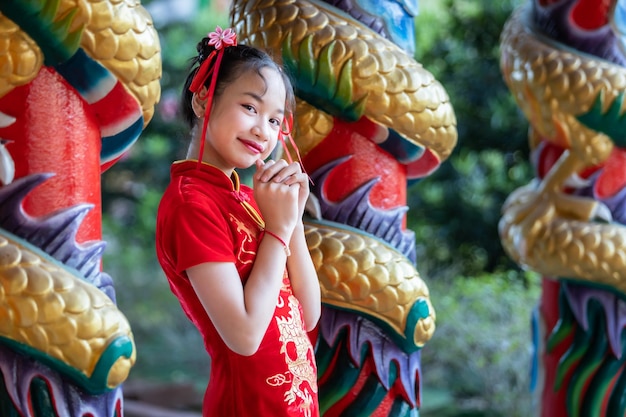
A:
[189,27,238,94]
[189,26,238,168]
[208,26,237,50]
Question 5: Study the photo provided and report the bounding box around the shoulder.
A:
[157,184,227,242]
[159,177,223,213]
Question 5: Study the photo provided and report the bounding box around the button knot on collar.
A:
[231,190,250,203]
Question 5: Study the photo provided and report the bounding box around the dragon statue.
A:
[500,0,626,415]
[0,0,161,416]
[231,0,457,415]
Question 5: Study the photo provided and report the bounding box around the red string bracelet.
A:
[261,229,290,256]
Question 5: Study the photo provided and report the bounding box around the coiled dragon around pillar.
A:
[500,0,626,415]
[230,0,457,415]
[0,0,161,416]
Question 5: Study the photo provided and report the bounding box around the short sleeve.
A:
[167,201,235,274]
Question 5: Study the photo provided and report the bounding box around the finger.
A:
[271,162,302,183]
[254,159,265,173]
[283,172,308,186]
[260,159,288,182]
[254,159,273,181]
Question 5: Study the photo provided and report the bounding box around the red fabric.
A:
[156,160,319,416]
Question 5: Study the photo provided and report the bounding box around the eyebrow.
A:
[244,92,285,115]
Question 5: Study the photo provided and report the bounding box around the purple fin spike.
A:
[310,157,417,262]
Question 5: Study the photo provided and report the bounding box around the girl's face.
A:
[200,67,287,175]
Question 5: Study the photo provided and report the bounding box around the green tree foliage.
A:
[409,0,532,277]
[421,270,540,417]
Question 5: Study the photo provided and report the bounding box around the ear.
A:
[191,87,208,118]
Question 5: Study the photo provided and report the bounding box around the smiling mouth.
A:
[240,139,264,154]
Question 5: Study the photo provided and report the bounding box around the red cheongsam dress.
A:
[156,160,319,417]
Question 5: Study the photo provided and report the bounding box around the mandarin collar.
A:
[171,160,241,192]
[170,160,263,227]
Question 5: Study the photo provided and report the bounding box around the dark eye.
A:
[269,118,281,127]
[242,104,255,112]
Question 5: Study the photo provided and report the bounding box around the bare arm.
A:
[287,223,321,330]
[187,234,288,356]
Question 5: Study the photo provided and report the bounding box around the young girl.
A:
[155,27,321,416]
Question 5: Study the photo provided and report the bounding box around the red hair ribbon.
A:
[189,27,237,168]
[279,113,313,184]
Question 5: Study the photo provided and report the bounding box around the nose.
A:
[251,122,269,141]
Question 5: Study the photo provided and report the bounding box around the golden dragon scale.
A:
[0,232,135,393]
[306,222,435,348]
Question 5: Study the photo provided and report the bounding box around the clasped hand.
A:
[253,159,309,240]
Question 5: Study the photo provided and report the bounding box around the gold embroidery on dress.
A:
[266,294,318,416]
[229,213,256,265]
[267,372,292,386]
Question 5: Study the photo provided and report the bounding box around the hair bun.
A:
[196,37,213,62]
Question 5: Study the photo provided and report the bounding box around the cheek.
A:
[264,136,279,158]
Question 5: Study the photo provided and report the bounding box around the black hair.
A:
[180,37,295,129]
